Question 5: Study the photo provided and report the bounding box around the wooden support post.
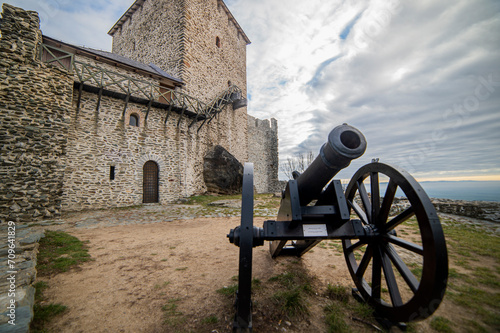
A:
[177,106,186,128]
[96,87,103,113]
[207,112,217,125]
[197,118,208,133]
[145,99,152,120]
[122,93,130,118]
[164,103,173,125]
[188,116,199,128]
[76,83,83,114]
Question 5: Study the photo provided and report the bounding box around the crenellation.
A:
[247,115,279,193]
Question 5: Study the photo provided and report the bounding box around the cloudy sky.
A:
[8,0,500,181]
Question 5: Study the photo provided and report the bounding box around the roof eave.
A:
[108,0,146,36]
[42,35,184,86]
[217,0,251,45]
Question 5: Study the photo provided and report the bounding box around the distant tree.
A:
[280,151,315,180]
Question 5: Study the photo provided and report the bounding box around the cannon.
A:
[227,124,448,331]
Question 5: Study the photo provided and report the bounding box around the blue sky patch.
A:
[339,12,363,40]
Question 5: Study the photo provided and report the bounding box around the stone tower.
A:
[108,0,250,102]
[108,0,251,166]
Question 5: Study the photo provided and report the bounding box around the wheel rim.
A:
[235,163,254,330]
[342,162,448,322]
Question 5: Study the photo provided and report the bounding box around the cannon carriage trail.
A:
[30,195,499,333]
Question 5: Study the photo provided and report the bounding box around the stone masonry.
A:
[1,1,280,219]
[0,4,74,222]
[110,0,249,164]
[248,115,279,193]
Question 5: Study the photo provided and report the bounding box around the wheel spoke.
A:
[380,246,403,307]
[357,179,372,223]
[370,172,381,226]
[385,206,415,231]
[348,200,369,224]
[384,243,419,293]
[356,244,373,279]
[384,234,424,255]
[346,240,366,253]
[379,179,398,225]
[371,246,382,300]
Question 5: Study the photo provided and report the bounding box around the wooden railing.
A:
[40,43,244,130]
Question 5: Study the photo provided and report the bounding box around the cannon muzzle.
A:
[295,124,366,206]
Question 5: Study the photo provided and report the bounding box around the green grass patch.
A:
[217,284,238,296]
[273,288,309,317]
[217,278,262,297]
[349,301,374,321]
[268,270,313,294]
[430,316,453,333]
[442,220,500,262]
[162,298,185,329]
[31,281,67,332]
[464,319,489,333]
[201,315,219,324]
[472,267,500,288]
[185,194,242,206]
[37,230,91,275]
[324,302,351,333]
[326,283,349,303]
[448,284,500,329]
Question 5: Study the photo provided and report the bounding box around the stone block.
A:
[203,145,243,195]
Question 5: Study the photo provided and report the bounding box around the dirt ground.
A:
[38,212,367,333]
[35,205,493,333]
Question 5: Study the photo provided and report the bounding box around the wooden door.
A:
[143,161,159,203]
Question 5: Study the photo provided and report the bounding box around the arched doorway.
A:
[143,161,159,203]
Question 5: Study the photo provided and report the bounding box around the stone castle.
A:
[0,1,279,222]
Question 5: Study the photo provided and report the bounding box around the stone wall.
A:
[110,0,249,165]
[0,3,73,222]
[1,1,278,216]
[432,198,500,224]
[62,87,226,210]
[0,223,44,331]
[247,115,280,193]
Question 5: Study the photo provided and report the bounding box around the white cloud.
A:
[8,0,500,181]
[232,0,500,180]
[8,0,131,50]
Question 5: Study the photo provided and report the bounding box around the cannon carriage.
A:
[227,124,448,331]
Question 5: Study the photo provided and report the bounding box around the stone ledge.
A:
[0,223,44,332]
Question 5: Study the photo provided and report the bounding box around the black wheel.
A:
[342,162,448,322]
[234,163,254,332]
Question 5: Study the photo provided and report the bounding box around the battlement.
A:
[248,115,280,193]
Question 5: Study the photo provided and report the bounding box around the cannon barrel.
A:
[295,124,366,206]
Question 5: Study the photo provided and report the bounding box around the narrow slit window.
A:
[110,166,115,180]
[129,114,139,127]
[216,36,221,48]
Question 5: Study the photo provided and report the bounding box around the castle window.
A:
[216,36,221,48]
[110,166,115,180]
[129,114,139,127]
